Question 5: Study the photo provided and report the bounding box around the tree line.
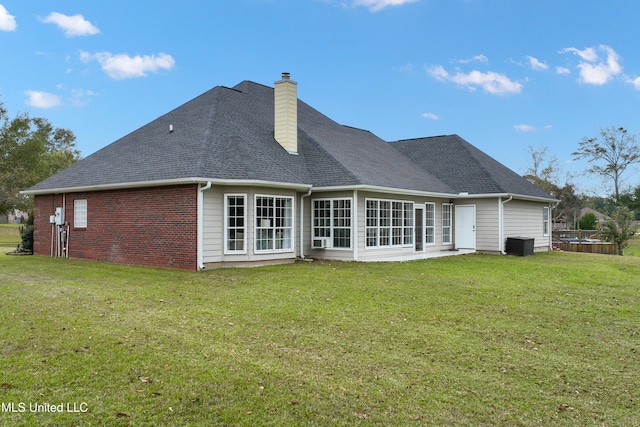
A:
[0,100,80,217]
[525,126,639,255]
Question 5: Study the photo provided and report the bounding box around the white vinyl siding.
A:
[74,199,87,228]
[504,200,551,251]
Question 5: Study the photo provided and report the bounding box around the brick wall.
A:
[33,185,199,270]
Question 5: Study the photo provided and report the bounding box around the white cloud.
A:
[41,12,99,37]
[556,66,571,75]
[514,124,535,132]
[24,91,62,108]
[457,54,488,64]
[0,4,16,31]
[421,112,440,120]
[352,0,417,12]
[628,76,640,91]
[526,56,548,71]
[426,65,522,95]
[559,47,598,62]
[80,51,175,80]
[559,45,623,85]
[514,124,553,132]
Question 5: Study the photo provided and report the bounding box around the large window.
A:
[442,203,453,244]
[255,195,293,252]
[313,199,352,248]
[225,195,246,254]
[543,206,550,237]
[425,202,435,245]
[74,199,87,228]
[365,198,413,248]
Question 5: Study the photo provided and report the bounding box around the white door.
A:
[455,205,476,249]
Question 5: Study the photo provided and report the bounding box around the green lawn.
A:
[0,247,639,426]
[0,224,21,246]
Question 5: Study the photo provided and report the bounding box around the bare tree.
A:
[525,144,560,188]
[573,126,640,204]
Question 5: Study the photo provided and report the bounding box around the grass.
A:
[0,224,21,246]
[0,238,639,426]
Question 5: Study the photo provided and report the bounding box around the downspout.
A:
[353,190,358,261]
[499,195,513,254]
[549,200,560,250]
[197,181,212,270]
[299,188,312,260]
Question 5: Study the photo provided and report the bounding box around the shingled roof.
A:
[25,79,554,201]
[391,134,555,200]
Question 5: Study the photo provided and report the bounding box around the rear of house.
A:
[24,74,556,270]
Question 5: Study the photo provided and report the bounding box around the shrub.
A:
[19,225,33,252]
[599,205,638,255]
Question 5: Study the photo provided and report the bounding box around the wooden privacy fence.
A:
[552,230,618,255]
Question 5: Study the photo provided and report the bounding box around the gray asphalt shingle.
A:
[26,80,552,201]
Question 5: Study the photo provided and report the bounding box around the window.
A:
[442,203,453,244]
[74,199,87,228]
[366,200,378,247]
[332,199,351,248]
[365,198,414,248]
[543,206,550,237]
[225,195,246,254]
[425,203,435,245]
[255,195,293,252]
[313,199,352,248]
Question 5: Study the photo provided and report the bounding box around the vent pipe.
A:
[274,72,298,154]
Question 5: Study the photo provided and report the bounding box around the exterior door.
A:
[415,207,424,252]
[455,205,476,249]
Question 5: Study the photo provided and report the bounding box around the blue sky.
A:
[1,0,639,196]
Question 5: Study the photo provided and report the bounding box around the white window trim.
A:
[365,198,414,249]
[254,194,295,254]
[425,202,436,246]
[442,203,453,245]
[73,199,87,228]
[543,206,550,237]
[224,194,247,255]
[312,198,353,250]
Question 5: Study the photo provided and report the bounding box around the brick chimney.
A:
[274,72,298,154]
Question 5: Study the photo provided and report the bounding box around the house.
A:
[23,73,557,270]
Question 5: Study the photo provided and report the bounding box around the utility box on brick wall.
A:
[505,237,534,256]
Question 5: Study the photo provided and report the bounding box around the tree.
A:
[572,126,640,204]
[0,100,80,215]
[525,144,560,194]
[578,212,597,230]
[599,205,638,256]
[524,144,581,229]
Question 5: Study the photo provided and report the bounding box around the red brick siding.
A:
[33,185,199,270]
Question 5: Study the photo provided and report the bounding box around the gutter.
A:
[197,181,212,270]
[21,177,312,196]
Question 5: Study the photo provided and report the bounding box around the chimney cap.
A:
[281,72,291,80]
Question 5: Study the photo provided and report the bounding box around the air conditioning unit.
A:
[312,237,330,249]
